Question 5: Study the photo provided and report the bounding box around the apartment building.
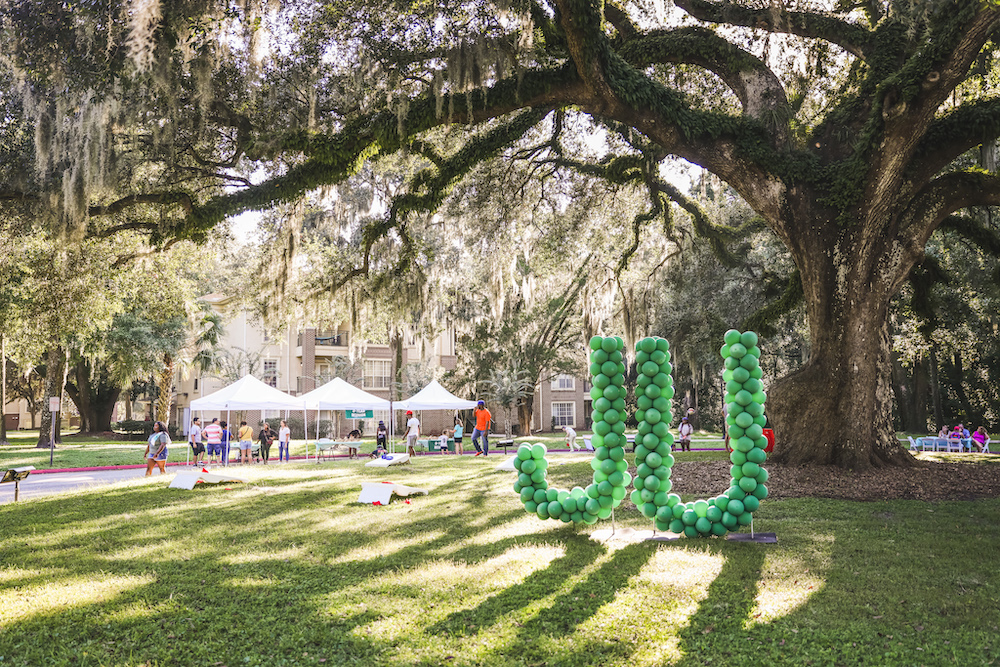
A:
[172,294,461,436]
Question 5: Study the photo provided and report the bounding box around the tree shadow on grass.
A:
[672,543,766,666]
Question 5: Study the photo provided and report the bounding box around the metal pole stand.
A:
[725,517,778,543]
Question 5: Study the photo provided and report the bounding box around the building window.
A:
[364,359,392,389]
[263,359,278,388]
[551,374,575,391]
[552,402,575,428]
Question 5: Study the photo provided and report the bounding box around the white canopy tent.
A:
[300,378,392,459]
[189,374,305,465]
[396,380,478,411]
[396,380,478,453]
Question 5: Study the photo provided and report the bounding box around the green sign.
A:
[345,410,373,419]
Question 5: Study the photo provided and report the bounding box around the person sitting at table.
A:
[971,426,989,452]
[345,429,362,458]
[938,425,950,439]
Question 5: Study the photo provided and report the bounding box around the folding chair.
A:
[982,437,992,454]
[907,436,920,451]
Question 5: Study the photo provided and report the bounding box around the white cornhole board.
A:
[169,471,248,490]
[494,455,519,472]
[364,453,411,468]
[358,482,429,504]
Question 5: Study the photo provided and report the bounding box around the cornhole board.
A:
[364,453,411,468]
[494,456,519,472]
[358,482,428,504]
[169,470,248,490]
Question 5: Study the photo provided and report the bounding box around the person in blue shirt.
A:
[451,417,464,455]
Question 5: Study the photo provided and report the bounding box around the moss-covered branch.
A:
[909,97,1000,185]
[741,269,804,336]
[674,0,872,58]
[616,27,790,132]
[901,170,1000,245]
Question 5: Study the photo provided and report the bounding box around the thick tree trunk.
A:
[156,354,174,424]
[768,228,916,469]
[65,359,121,433]
[1,334,7,445]
[518,392,535,436]
[37,345,66,448]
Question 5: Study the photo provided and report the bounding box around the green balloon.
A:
[594,397,611,413]
[600,458,617,474]
[684,525,699,538]
[735,412,754,429]
[597,480,613,496]
[660,385,675,400]
[744,401,764,417]
[609,444,624,461]
[604,409,620,425]
[597,507,613,519]
[592,410,605,424]
[714,495,730,510]
[642,502,657,518]
[593,374,610,389]
[738,476,757,493]
[654,373,671,388]
[654,463,672,479]
[589,362,602,377]
[644,476,661,492]
[730,464,744,479]
[532,443,547,459]
[752,484,768,499]
[644,384,662,399]
[611,485,627,500]
[650,350,667,365]
[720,343,731,358]
[562,497,578,513]
[742,495,760,512]
[753,414,767,427]
[640,337,657,353]
[546,488,559,502]
[601,337,618,353]
[652,422,669,438]
[750,366,763,379]
[740,331,758,348]
[726,380,743,394]
[668,519,685,534]
[548,500,563,516]
[734,390,753,406]
[711,522,728,536]
[591,349,609,365]
[730,450,747,466]
[600,361,618,377]
[747,346,761,358]
[524,501,537,513]
[732,367,751,383]
[671,504,685,519]
[517,446,532,460]
[743,378,762,394]
[520,488,534,503]
[695,517,712,534]
[706,506,723,522]
[737,512,753,526]
[746,447,767,464]
[536,502,550,518]
[727,499,745,515]
[727,486,747,500]
[604,432,620,449]
[645,408,662,424]
[615,336,625,351]
[724,329,742,345]
[741,461,760,477]
[608,471,624,486]
[682,509,699,526]
[637,395,653,411]
[739,354,759,370]
[642,433,659,448]
[518,473,532,486]
[756,468,769,483]
[645,451,663,468]
[729,342,747,358]
[589,336,604,350]
[694,499,709,517]
[609,349,623,363]
[655,506,673,523]
[655,338,669,352]
[594,421,611,436]
[728,425,745,439]
[521,459,537,474]
[603,385,621,401]
[721,511,738,528]
[642,361,660,376]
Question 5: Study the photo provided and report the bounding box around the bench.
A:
[494,439,515,454]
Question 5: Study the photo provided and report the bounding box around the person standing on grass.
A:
[376,420,388,451]
[405,410,420,457]
[237,420,254,464]
[258,422,275,464]
[144,421,170,476]
[678,417,693,452]
[203,417,223,465]
[278,419,291,463]
[452,417,464,455]
[219,421,233,464]
[563,424,578,451]
[189,417,205,465]
[472,400,491,457]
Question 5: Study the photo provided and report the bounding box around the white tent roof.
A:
[397,380,478,410]
[189,374,303,411]
[299,377,391,411]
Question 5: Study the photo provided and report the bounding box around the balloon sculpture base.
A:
[725,531,777,543]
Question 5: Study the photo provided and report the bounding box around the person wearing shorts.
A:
[405,410,419,457]
[204,418,223,464]
[189,417,205,465]
[238,421,253,464]
[144,421,170,475]
[452,418,464,455]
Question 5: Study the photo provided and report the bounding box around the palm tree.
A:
[155,304,225,425]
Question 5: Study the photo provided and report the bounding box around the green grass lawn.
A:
[1,455,998,666]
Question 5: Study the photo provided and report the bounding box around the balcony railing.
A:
[297,331,349,348]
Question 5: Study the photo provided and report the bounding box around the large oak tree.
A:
[4,0,1000,467]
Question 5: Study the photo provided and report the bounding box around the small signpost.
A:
[1,466,35,502]
[344,409,373,419]
[49,396,60,466]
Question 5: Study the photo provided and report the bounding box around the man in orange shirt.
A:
[472,400,491,457]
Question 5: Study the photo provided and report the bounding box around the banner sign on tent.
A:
[346,410,373,419]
